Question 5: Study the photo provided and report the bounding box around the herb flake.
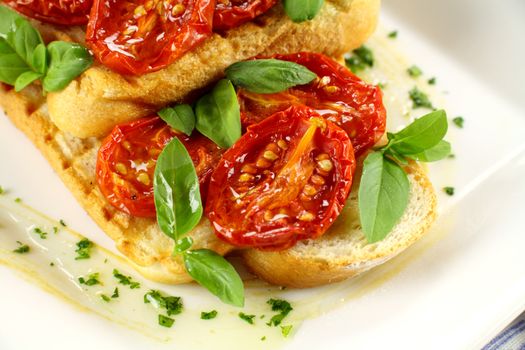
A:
[33,227,47,239]
[13,242,30,254]
[388,30,398,38]
[158,314,175,328]
[201,310,218,320]
[345,46,374,73]
[78,273,101,286]
[111,288,119,298]
[452,116,464,128]
[75,238,93,260]
[239,312,256,324]
[144,290,183,316]
[267,299,293,327]
[409,87,434,109]
[407,65,422,78]
[113,269,140,289]
[281,325,293,337]
[444,187,455,196]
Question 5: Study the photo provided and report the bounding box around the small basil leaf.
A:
[390,109,448,154]
[283,0,324,23]
[358,152,409,243]
[154,137,203,240]
[0,6,22,39]
[0,39,29,85]
[406,140,451,162]
[183,249,244,307]
[225,59,317,94]
[9,19,43,69]
[158,104,195,136]
[14,70,42,91]
[43,41,93,92]
[32,43,48,75]
[195,79,241,148]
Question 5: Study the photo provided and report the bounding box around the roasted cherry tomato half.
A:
[4,0,92,25]
[206,105,356,250]
[97,116,222,217]
[86,0,215,75]
[238,52,386,156]
[213,0,276,31]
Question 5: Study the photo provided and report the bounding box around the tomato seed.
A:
[277,140,288,150]
[115,163,127,175]
[239,173,254,182]
[298,212,315,222]
[310,174,325,185]
[317,159,333,172]
[137,172,150,186]
[263,150,278,161]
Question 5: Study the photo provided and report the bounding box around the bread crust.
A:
[241,163,437,288]
[46,0,380,138]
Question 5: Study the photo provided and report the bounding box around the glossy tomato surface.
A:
[86,0,215,75]
[213,0,276,31]
[4,0,92,25]
[97,116,222,217]
[206,106,356,250]
[238,52,386,156]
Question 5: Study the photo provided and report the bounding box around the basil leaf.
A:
[283,0,324,23]
[43,41,93,92]
[14,71,42,91]
[32,43,48,75]
[389,109,448,154]
[358,152,409,243]
[183,249,244,307]
[0,39,29,85]
[195,79,241,148]
[0,6,22,39]
[406,140,451,162]
[225,59,317,94]
[8,19,43,70]
[154,137,202,240]
[158,104,195,136]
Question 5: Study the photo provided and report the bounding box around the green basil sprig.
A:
[158,104,195,136]
[195,79,241,148]
[0,5,92,92]
[359,110,450,243]
[225,59,317,94]
[154,137,244,307]
[283,0,324,23]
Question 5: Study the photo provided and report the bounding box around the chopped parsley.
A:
[59,219,67,227]
[53,226,58,234]
[50,262,55,266]
[13,241,30,254]
[444,187,455,196]
[200,310,218,320]
[409,87,434,109]
[239,312,256,324]
[113,269,140,289]
[452,116,464,128]
[428,77,436,85]
[144,290,183,316]
[75,238,93,260]
[158,314,175,328]
[261,336,267,341]
[388,30,398,39]
[266,299,293,327]
[33,227,48,239]
[407,65,422,78]
[14,197,21,203]
[448,154,456,159]
[345,45,374,73]
[78,272,101,286]
[100,294,111,302]
[111,287,119,298]
[281,325,293,337]
[0,186,4,194]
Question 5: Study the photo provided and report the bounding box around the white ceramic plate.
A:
[1,1,525,349]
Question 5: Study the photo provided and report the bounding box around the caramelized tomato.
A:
[86,0,215,75]
[97,116,222,217]
[238,52,386,156]
[4,0,92,25]
[206,106,356,250]
[213,0,276,31]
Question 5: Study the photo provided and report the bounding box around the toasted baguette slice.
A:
[0,84,232,284]
[45,0,380,138]
[241,162,436,288]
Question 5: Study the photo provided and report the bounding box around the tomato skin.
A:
[206,106,355,250]
[213,0,277,31]
[97,116,222,217]
[4,0,92,25]
[238,52,386,156]
[86,0,215,75]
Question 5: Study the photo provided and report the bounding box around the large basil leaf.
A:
[14,71,43,91]
[43,41,93,92]
[8,19,43,69]
[0,39,29,85]
[389,109,448,155]
[0,5,22,39]
[283,0,324,23]
[225,59,317,94]
[183,249,244,307]
[358,152,409,243]
[195,79,241,148]
[405,140,451,162]
[154,137,202,240]
[158,104,195,136]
